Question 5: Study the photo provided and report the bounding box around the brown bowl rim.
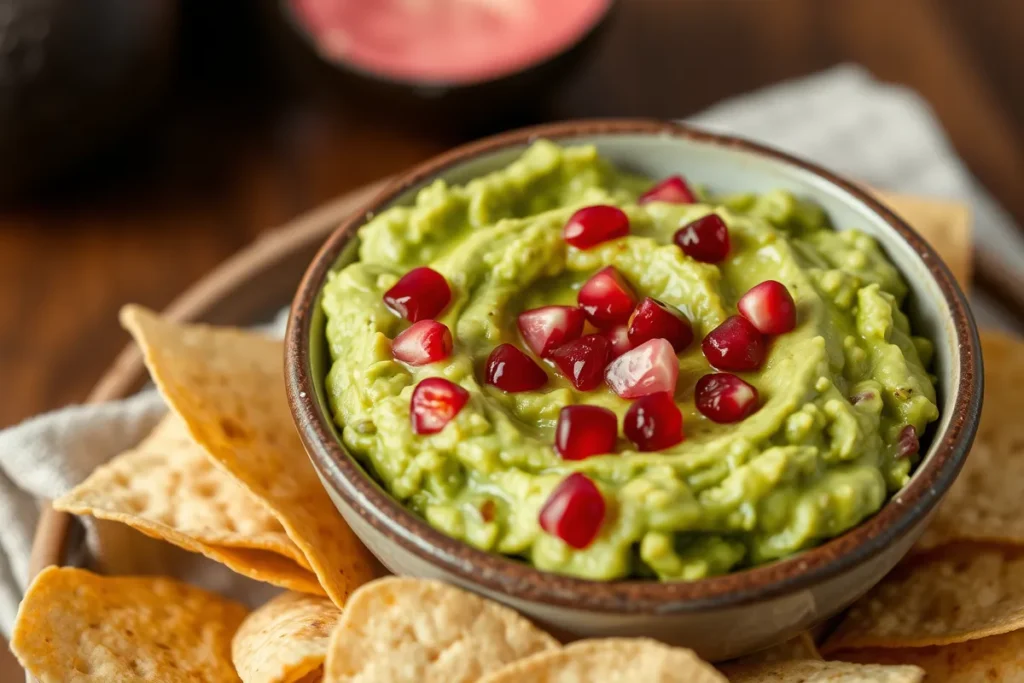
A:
[285,118,982,613]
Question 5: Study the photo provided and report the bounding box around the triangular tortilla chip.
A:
[121,306,377,607]
[832,628,1024,682]
[718,632,821,677]
[722,658,923,682]
[479,638,725,683]
[824,545,1024,651]
[916,330,1024,550]
[55,414,323,595]
[12,566,247,682]
[232,591,340,683]
[323,577,558,682]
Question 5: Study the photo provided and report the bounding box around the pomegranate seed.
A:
[695,373,759,423]
[898,425,919,458]
[850,390,877,405]
[602,324,632,358]
[674,214,730,263]
[604,338,679,399]
[624,392,684,451]
[410,377,469,435]
[563,205,630,249]
[391,320,453,366]
[485,344,548,393]
[638,175,696,205]
[555,405,618,460]
[627,297,694,352]
[702,316,766,372]
[383,267,451,322]
[578,267,638,328]
[538,473,605,549]
[738,280,797,335]
[549,334,612,391]
[517,306,586,358]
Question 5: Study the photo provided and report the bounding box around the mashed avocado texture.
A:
[321,141,939,580]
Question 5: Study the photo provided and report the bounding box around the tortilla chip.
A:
[823,544,1024,651]
[719,631,822,674]
[479,638,725,683]
[833,628,1024,682]
[121,305,377,607]
[916,330,1024,551]
[54,414,324,595]
[11,566,247,682]
[875,191,972,287]
[322,577,558,682]
[722,659,923,682]
[232,591,340,683]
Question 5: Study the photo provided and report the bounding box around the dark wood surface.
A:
[3,0,1024,429]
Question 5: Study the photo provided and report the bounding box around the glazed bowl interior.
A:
[292,121,978,617]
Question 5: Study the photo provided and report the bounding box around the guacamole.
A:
[321,141,939,581]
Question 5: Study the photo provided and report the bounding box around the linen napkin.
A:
[1,64,1021,638]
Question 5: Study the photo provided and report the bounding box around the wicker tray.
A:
[15,185,970,680]
[16,181,381,682]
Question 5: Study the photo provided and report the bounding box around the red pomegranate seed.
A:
[638,175,696,205]
[674,214,730,263]
[602,324,632,358]
[538,473,605,549]
[555,405,618,460]
[627,297,694,352]
[383,267,451,322]
[391,320,453,366]
[563,205,630,249]
[695,373,759,423]
[898,425,919,458]
[738,280,797,335]
[701,315,766,372]
[604,338,679,399]
[549,334,613,391]
[517,306,585,358]
[578,267,638,328]
[850,390,877,405]
[624,392,684,451]
[485,344,548,393]
[410,377,469,435]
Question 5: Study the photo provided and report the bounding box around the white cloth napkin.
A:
[1,64,1022,637]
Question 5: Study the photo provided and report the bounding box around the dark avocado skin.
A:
[0,0,177,195]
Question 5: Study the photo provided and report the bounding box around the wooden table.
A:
[3,0,1023,430]
[2,1,1023,671]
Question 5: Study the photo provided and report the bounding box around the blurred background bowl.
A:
[271,0,616,134]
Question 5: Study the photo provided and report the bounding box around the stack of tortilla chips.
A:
[10,307,1023,682]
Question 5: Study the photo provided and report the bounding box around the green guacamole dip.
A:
[321,141,939,581]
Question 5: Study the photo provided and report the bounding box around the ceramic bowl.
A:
[285,119,982,661]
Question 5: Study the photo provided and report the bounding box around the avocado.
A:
[0,0,177,195]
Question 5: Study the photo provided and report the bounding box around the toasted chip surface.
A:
[833,628,1024,682]
[917,331,1024,551]
[55,414,324,595]
[233,591,340,683]
[720,631,822,674]
[479,637,725,683]
[723,658,924,682]
[12,566,247,683]
[322,577,558,683]
[824,545,1024,650]
[121,306,377,607]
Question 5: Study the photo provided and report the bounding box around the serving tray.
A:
[16,184,969,680]
[17,180,382,682]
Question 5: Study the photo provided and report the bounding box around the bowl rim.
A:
[285,118,982,614]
